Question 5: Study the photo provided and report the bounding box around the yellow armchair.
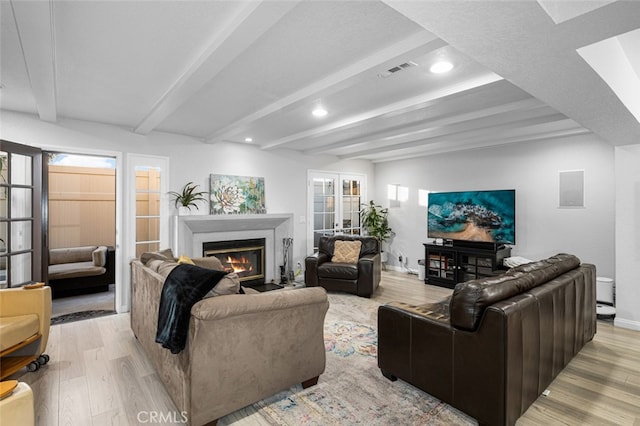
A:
[0,285,51,379]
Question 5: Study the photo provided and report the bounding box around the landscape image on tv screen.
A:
[428,190,515,244]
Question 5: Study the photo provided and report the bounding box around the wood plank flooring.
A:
[14,271,640,425]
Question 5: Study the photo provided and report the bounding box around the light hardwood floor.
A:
[15,271,640,425]
[51,285,115,318]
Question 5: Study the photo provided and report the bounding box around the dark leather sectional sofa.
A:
[378,253,596,426]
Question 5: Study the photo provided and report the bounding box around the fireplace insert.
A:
[203,238,266,287]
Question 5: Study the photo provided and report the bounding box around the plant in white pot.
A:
[360,200,394,262]
[169,182,207,215]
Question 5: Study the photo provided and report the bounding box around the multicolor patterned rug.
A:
[254,315,476,425]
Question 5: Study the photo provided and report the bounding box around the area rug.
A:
[51,309,116,325]
[253,317,476,425]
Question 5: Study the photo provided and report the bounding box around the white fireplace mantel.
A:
[172,213,293,283]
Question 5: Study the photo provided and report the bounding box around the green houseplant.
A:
[360,200,394,260]
[169,182,207,213]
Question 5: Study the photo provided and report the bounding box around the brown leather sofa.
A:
[378,253,596,426]
[305,235,381,298]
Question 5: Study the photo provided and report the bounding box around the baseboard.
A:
[613,317,640,331]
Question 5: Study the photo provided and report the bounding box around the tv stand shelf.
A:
[423,243,511,289]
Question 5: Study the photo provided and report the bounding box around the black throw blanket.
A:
[156,264,228,354]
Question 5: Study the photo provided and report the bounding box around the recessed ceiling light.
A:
[430,61,454,74]
[244,137,253,143]
[312,107,328,117]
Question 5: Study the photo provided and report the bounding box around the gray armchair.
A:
[305,235,381,298]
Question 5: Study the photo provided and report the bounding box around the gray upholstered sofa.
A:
[130,251,329,426]
[48,245,115,298]
[378,253,596,426]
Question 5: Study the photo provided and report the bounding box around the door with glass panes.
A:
[307,171,365,253]
[0,141,43,288]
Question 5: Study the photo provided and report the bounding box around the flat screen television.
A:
[427,189,515,245]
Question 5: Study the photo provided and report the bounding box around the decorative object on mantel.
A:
[169,182,207,215]
[281,237,293,284]
[360,200,394,263]
[210,174,266,214]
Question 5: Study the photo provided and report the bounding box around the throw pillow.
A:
[191,256,224,271]
[204,272,241,298]
[177,255,195,265]
[332,240,362,264]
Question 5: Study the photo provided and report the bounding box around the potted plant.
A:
[360,200,394,262]
[169,182,207,215]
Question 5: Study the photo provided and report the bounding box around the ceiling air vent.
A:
[378,61,417,78]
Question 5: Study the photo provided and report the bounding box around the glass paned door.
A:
[135,166,162,258]
[0,141,43,288]
[308,171,365,253]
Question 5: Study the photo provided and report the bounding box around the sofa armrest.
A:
[378,302,454,403]
[92,246,108,267]
[356,253,380,297]
[0,286,52,355]
[304,252,330,287]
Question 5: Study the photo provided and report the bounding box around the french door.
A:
[307,171,366,253]
[0,140,43,288]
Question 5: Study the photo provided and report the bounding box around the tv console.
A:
[423,242,512,289]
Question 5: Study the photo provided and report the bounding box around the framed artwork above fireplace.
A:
[210,174,266,215]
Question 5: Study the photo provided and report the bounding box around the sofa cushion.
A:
[318,235,379,257]
[450,253,581,331]
[204,273,241,298]
[331,240,362,264]
[140,248,176,265]
[0,314,39,352]
[318,263,358,280]
[507,253,581,285]
[49,246,97,265]
[48,262,106,280]
[192,257,224,271]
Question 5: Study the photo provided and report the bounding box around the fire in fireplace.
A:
[203,238,265,287]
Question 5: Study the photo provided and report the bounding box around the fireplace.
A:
[203,238,265,287]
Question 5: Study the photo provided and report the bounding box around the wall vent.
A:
[378,61,417,78]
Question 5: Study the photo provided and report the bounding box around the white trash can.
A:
[418,259,426,281]
[596,276,615,319]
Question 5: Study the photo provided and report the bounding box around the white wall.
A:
[615,144,640,330]
[374,134,616,279]
[0,111,373,270]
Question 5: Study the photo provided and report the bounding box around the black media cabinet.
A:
[423,242,512,289]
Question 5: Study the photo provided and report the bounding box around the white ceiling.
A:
[1,0,639,162]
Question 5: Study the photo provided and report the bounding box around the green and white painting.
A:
[210,174,266,214]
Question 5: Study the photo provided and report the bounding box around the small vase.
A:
[178,206,191,216]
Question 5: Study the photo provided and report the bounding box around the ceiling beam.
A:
[204,32,446,144]
[260,73,503,150]
[134,1,300,135]
[339,112,569,159]
[304,97,544,155]
[382,0,640,145]
[10,0,57,122]
[367,125,591,163]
